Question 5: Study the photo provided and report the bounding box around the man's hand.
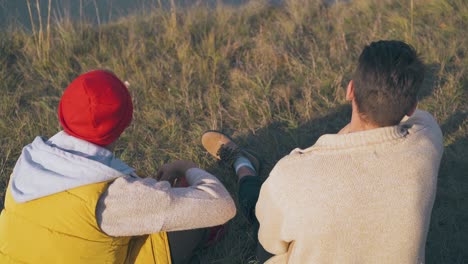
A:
[156,160,197,185]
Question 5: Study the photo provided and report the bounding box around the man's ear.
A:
[346,80,355,101]
[407,102,418,116]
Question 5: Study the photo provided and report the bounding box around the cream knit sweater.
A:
[97,168,236,236]
[256,110,443,264]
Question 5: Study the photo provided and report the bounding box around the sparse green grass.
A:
[0,0,467,263]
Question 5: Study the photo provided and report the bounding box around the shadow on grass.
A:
[440,111,468,137]
[419,64,440,101]
[240,104,352,181]
[426,113,468,264]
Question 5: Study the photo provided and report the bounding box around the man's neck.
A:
[339,105,380,134]
[348,117,379,133]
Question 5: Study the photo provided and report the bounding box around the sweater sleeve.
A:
[402,110,439,130]
[96,168,236,237]
[401,109,443,148]
[255,165,290,256]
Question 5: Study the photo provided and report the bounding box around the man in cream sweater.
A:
[202,40,443,263]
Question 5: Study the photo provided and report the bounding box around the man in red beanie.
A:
[0,70,236,264]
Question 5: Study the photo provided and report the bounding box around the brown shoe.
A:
[201,130,260,173]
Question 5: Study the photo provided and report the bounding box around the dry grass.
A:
[0,0,467,263]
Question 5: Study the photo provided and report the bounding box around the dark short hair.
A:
[353,40,425,126]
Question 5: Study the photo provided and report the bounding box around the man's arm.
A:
[255,167,290,256]
[96,167,236,237]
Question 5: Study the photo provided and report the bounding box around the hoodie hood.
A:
[11,131,135,203]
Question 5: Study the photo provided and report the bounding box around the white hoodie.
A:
[11,131,133,203]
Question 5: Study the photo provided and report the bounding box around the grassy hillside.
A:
[0,0,466,263]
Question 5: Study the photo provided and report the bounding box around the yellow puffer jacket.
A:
[0,180,171,264]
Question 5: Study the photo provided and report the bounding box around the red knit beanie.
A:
[58,70,133,146]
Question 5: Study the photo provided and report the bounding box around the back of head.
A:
[353,40,425,127]
[58,70,133,146]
